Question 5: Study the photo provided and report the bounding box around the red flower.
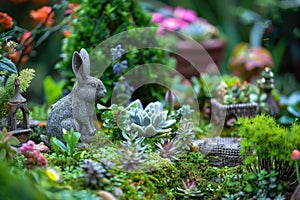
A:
[292,149,300,161]
[30,6,54,27]
[0,12,13,31]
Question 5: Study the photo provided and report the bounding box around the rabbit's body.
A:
[43,48,106,147]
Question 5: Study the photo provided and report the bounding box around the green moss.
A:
[239,114,300,186]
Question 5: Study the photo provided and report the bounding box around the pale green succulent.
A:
[119,132,147,172]
[128,100,176,137]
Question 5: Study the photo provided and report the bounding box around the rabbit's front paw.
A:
[76,142,90,149]
[88,128,97,136]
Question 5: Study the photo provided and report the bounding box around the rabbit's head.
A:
[72,48,106,100]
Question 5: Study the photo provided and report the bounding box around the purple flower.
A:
[110,44,125,61]
[113,63,121,76]
[173,6,197,23]
[120,60,128,69]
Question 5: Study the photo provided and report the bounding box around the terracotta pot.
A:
[174,39,226,79]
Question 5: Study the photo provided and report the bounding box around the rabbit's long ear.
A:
[72,50,89,84]
[79,48,90,76]
[72,51,82,76]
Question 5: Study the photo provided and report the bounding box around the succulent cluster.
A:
[81,159,111,188]
[156,105,195,161]
[20,140,48,169]
[118,132,147,172]
[129,100,176,137]
[218,80,252,105]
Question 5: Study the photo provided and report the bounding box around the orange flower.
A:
[8,51,29,67]
[63,30,71,38]
[30,6,54,27]
[8,31,33,67]
[19,31,33,54]
[0,12,13,31]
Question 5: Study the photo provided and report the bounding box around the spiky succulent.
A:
[178,104,194,119]
[173,105,195,151]
[175,119,195,151]
[156,139,182,161]
[176,178,203,198]
[81,159,111,188]
[129,100,176,137]
[118,132,147,172]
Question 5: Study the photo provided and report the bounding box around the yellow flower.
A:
[46,168,60,182]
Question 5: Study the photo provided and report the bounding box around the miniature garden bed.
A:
[210,98,258,126]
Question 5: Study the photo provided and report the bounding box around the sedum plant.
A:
[81,159,111,188]
[0,128,19,163]
[156,138,182,161]
[176,178,203,199]
[118,131,147,172]
[174,105,195,151]
[217,79,252,104]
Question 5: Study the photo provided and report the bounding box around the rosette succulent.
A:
[81,159,111,188]
[129,100,176,137]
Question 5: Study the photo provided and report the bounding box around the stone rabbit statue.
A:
[42,48,106,147]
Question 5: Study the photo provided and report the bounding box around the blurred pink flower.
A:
[173,6,197,23]
[152,12,164,23]
[160,17,188,31]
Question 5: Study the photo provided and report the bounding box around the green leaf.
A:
[50,137,67,154]
[0,57,17,73]
[288,106,300,118]
[9,136,20,146]
[67,129,80,154]
[277,115,295,125]
[0,148,6,161]
[244,184,253,193]
[43,75,65,105]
